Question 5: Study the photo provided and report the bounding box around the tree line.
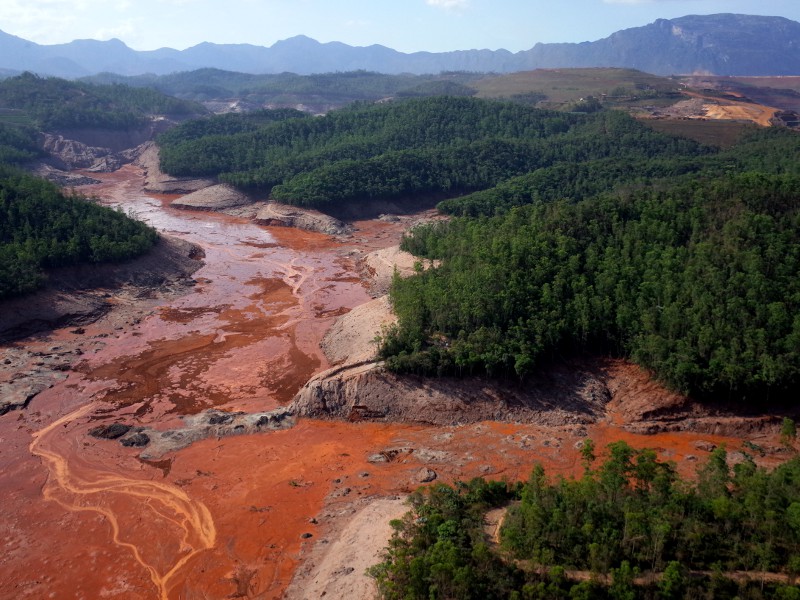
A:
[0,72,204,131]
[157,97,707,209]
[370,442,800,599]
[84,68,482,105]
[0,165,158,299]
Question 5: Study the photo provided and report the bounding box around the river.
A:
[0,165,768,599]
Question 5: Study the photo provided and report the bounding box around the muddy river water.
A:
[0,167,769,599]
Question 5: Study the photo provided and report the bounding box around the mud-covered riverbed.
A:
[0,165,786,600]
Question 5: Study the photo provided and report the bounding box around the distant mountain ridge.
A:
[1,14,799,78]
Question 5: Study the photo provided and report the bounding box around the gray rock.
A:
[694,440,717,452]
[89,423,132,440]
[171,184,253,211]
[121,432,150,447]
[255,203,352,236]
[414,468,437,484]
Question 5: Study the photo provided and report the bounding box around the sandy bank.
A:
[285,497,407,600]
[170,183,255,211]
[360,244,419,296]
[136,141,215,194]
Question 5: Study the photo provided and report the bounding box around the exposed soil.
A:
[647,90,777,126]
[255,202,353,236]
[136,141,215,194]
[171,183,256,212]
[0,163,792,600]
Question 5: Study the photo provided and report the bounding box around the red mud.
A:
[0,166,785,600]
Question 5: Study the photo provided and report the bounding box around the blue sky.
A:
[1,0,799,53]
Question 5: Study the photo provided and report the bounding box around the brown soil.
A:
[0,165,791,600]
[649,90,777,126]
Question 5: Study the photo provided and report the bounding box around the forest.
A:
[0,72,204,130]
[370,441,800,599]
[0,165,158,299]
[157,97,706,206]
[155,96,800,403]
[379,125,800,402]
[0,121,43,165]
[0,74,203,299]
[84,69,482,105]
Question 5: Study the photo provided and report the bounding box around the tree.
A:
[782,417,797,449]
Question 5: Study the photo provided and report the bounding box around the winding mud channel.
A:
[0,166,783,599]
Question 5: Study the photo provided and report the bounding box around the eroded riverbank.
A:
[0,165,789,600]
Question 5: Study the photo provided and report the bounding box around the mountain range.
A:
[1,14,799,78]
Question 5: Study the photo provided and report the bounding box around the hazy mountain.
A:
[1,14,798,77]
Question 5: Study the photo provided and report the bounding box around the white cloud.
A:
[426,0,469,11]
[604,0,708,3]
[0,0,116,42]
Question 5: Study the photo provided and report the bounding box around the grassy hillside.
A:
[472,68,682,109]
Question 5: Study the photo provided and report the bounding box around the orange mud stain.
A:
[0,166,786,600]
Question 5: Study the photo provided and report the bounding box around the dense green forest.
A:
[0,121,43,165]
[0,165,158,299]
[378,126,800,403]
[156,97,800,401]
[157,97,707,207]
[371,443,800,599]
[0,73,203,300]
[85,69,482,105]
[0,72,204,130]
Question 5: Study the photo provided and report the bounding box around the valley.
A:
[1,27,799,594]
[0,160,791,600]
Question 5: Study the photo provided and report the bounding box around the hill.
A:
[83,69,482,112]
[0,72,204,131]
[155,97,706,211]
[1,14,799,77]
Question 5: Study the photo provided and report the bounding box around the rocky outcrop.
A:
[255,203,353,236]
[0,374,64,416]
[171,183,254,211]
[104,408,296,459]
[291,361,608,427]
[135,142,215,194]
[89,423,132,440]
[32,163,101,187]
[41,133,127,172]
[0,344,77,416]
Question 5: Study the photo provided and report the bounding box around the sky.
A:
[2,0,800,54]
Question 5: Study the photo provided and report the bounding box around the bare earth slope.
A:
[284,497,407,600]
[0,235,203,343]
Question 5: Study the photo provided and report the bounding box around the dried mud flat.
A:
[0,235,203,416]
